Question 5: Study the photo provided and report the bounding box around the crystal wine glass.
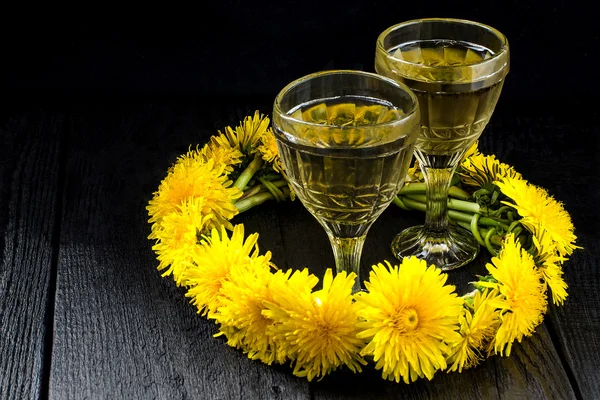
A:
[272,70,420,292]
[375,18,510,270]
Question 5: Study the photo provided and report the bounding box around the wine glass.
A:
[272,70,420,292]
[374,18,510,270]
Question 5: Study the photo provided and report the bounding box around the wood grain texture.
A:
[41,98,598,399]
[308,328,575,400]
[546,243,600,399]
[229,97,586,399]
[242,196,576,399]
[237,98,596,399]
[49,101,309,399]
[479,101,600,399]
[0,111,64,399]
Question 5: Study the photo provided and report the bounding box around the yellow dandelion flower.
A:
[355,258,463,384]
[223,110,271,155]
[184,225,261,316]
[479,234,547,356]
[182,134,243,175]
[461,139,481,162]
[257,129,283,172]
[151,197,212,285]
[447,289,504,372]
[212,255,286,365]
[147,157,242,235]
[264,269,366,381]
[404,159,421,184]
[267,267,319,295]
[540,262,568,306]
[459,153,521,189]
[532,231,568,305]
[497,176,579,257]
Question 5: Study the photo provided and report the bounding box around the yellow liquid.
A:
[275,97,416,237]
[386,40,504,168]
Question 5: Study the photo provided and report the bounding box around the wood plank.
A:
[309,327,575,400]
[46,97,596,399]
[266,199,575,399]
[546,243,600,399]
[49,100,310,399]
[0,111,64,399]
[260,100,585,398]
[481,104,600,399]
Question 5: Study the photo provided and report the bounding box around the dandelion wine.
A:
[274,97,416,238]
[386,39,504,168]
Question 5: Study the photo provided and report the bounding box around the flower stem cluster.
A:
[147,116,581,384]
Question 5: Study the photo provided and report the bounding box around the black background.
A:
[2,2,597,103]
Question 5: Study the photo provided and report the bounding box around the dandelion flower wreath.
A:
[147,111,581,383]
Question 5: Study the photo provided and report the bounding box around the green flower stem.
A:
[471,280,492,292]
[240,184,263,200]
[449,198,481,213]
[478,227,504,248]
[450,186,471,200]
[399,183,471,200]
[403,193,426,202]
[470,213,486,247]
[448,210,477,225]
[240,179,288,201]
[271,180,288,188]
[490,205,511,218]
[461,288,480,304]
[511,226,523,237]
[233,155,264,191]
[400,196,426,212]
[479,217,510,231]
[484,229,498,255]
[402,196,473,224]
[457,221,504,249]
[398,183,427,195]
[507,220,521,232]
[235,187,291,213]
[258,177,285,202]
[402,200,471,228]
[403,194,481,214]
[393,196,410,210]
[401,194,510,231]
[261,173,281,181]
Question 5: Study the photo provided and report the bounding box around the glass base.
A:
[391,225,479,271]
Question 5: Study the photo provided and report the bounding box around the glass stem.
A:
[422,166,455,233]
[327,234,366,293]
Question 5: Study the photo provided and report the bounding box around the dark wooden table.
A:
[2,2,600,398]
[1,94,599,399]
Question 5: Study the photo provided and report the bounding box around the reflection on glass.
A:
[375,18,510,270]
[273,70,420,292]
